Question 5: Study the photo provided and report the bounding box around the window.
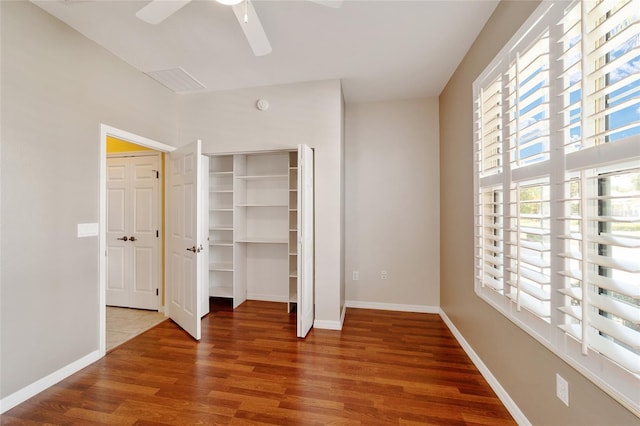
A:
[474,0,639,414]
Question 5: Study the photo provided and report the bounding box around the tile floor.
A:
[106,306,167,351]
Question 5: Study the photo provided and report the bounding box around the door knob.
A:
[129,236,137,242]
[117,236,128,241]
[186,246,197,252]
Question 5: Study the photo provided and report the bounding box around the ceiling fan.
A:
[136,0,343,57]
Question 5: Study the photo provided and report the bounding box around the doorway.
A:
[99,125,175,356]
[106,151,161,310]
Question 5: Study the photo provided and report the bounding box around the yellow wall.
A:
[106,136,153,153]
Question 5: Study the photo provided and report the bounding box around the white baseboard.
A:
[345,300,439,314]
[0,350,101,414]
[438,310,530,426]
[313,319,343,330]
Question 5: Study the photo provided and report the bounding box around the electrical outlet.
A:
[556,374,569,406]
[380,270,388,280]
[352,270,359,281]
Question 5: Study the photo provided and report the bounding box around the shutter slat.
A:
[558,269,583,281]
[589,233,640,248]
[587,329,640,374]
[590,274,640,298]
[588,254,640,273]
[507,291,551,318]
[589,292,640,325]
[558,286,582,301]
[558,304,582,320]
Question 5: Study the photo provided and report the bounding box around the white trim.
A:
[101,125,176,153]
[345,300,439,314]
[0,350,100,414]
[312,304,346,331]
[99,124,175,358]
[313,319,343,330]
[438,310,531,426]
[106,151,159,159]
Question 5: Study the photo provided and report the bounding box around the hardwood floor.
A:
[2,299,515,425]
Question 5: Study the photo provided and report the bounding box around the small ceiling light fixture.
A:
[256,99,269,111]
[215,0,243,5]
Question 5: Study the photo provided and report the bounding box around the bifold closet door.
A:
[199,155,210,318]
[297,144,314,338]
[167,140,204,341]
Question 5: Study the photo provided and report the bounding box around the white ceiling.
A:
[32,0,499,103]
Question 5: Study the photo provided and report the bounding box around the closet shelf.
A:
[235,174,288,180]
[210,240,233,246]
[210,262,234,272]
[235,237,288,244]
[236,203,288,207]
[209,286,233,298]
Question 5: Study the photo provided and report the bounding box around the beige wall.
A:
[0,1,177,399]
[177,81,345,326]
[439,1,638,424]
[345,99,439,309]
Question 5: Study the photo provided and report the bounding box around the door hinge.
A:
[156,289,159,296]
[156,171,159,179]
[156,230,159,238]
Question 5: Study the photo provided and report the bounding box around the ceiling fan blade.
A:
[308,0,343,8]
[231,0,272,57]
[136,0,192,25]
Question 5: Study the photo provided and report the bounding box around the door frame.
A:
[99,124,175,356]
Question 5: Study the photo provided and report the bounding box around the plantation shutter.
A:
[557,0,640,375]
[474,0,640,411]
[507,179,552,320]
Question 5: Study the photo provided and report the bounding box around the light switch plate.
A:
[77,223,99,238]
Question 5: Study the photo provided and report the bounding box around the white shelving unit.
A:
[208,155,235,300]
[234,152,289,305]
[288,150,298,312]
[206,147,313,328]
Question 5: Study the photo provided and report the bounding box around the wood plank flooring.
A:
[2,299,515,425]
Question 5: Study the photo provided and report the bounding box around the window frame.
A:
[473,0,640,416]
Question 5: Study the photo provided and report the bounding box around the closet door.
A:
[199,154,210,317]
[297,144,314,338]
[167,140,204,340]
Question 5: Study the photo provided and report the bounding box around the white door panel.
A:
[297,144,314,338]
[200,155,210,317]
[167,141,202,340]
[107,246,127,289]
[106,155,160,310]
[107,188,126,233]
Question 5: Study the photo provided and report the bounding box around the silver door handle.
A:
[186,246,197,253]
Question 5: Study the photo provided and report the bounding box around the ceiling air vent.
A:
[144,67,206,93]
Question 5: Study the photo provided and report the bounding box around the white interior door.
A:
[106,154,160,310]
[199,154,210,318]
[297,144,314,338]
[167,141,203,340]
